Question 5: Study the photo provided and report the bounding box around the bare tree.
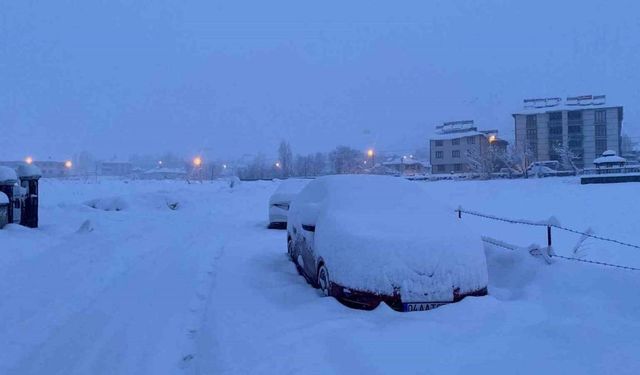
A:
[553,144,581,174]
[311,152,326,176]
[621,133,638,155]
[329,146,363,174]
[278,141,293,178]
[466,148,497,179]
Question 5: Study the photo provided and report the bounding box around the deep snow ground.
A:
[1,177,639,374]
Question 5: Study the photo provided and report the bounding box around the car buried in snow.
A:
[287,175,488,312]
[268,179,310,229]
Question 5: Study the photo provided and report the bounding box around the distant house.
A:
[381,157,429,176]
[429,120,505,174]
[100,161,132,176]
[140,167,187,180]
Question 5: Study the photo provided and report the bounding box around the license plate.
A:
[403,302,446,312]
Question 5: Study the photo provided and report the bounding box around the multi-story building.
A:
[99,161,133,176]
[429,120,502,174]
[513,95,623,168]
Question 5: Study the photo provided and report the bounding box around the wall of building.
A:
[430,135,485,174]
[514,106,622,168]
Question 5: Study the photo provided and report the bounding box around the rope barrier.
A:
[457,208,640,251]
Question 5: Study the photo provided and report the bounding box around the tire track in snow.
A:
[178,244,225,373]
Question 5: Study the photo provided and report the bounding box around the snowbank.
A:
[0,192,8,205]
[85,196,129,211]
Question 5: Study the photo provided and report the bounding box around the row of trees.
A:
[237,142,371,179]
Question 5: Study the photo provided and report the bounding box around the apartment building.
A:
[513,95,623,168]
[429,120,501,174]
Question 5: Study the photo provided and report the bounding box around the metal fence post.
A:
[547,225,552,248]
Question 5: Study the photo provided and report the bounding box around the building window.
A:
[526,115,537,127]
[435,140,443,147]
[466,137,475,144]
[452,150,460,158]
[437,165,445,172]
[568,110,582,121]
[595,125,607,137]
[549,126,563,135]
[435,151,443,159]
[596,139,607,155]
[568,139,582,148]
[454,163,463,172]
[548,111,562,121]
[595,110,607,124]
[568,125,582,134]
[452,138,460,145]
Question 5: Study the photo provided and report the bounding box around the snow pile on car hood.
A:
[310,175,488,302]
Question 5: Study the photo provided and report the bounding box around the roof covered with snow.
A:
[0,166,18,183]
[430,130,488,141]
[17,164,42,178]
[143,167,186,175]
[594,153,627,165]
[382,158,428,166]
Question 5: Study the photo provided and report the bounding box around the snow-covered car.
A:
[287,175,488,312]
[268,179,310,229]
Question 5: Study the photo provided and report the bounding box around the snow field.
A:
[0,177,639,374]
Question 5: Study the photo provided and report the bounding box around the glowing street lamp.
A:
[25,156,33,165]
[488,135,497,143]
[222,164,227,169]
[64,160,73,169]
[193,156,203,167]
[158,160,163,167]
[275,162,281,168]
[367,149,374,158]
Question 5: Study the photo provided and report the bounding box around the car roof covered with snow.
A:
[289,175,488,300]
[0,191,8,204]
[269,178,311,203]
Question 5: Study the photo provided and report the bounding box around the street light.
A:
[488,135,497,143]
[25,156,33,164]
[64,160,73,169]
[367,149,374,158]
[158,160,163,167]
[275,162,281,168]
[193,156,203,167]
[222,164,227,169]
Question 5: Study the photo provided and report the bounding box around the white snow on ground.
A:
[1,177,640,374]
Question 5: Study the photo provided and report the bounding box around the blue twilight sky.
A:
[1,0,639,161]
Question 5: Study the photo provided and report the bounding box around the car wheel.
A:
[317,264,331,297]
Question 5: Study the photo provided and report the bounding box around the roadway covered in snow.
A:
[1,177,639,374]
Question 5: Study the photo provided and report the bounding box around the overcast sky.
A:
[2,0,639,161]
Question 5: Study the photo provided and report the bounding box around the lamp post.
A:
[367,149,375,168]
[25,156,33,165]
[193,156,203,182]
